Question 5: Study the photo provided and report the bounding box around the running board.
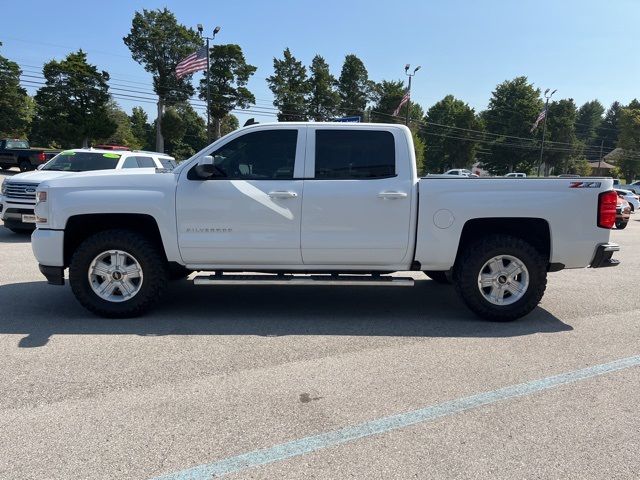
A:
[193,274,414,287]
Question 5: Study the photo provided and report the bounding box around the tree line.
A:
[0,7,639,180]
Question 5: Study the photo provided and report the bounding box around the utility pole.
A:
[597,139,604,174]
[538,88,556,176]
[197,24,221,141]
[404,64,421,126]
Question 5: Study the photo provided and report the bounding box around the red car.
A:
[616,197,631,229]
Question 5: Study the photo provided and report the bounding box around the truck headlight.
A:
[36,191,47,203]
[1,180,6,195]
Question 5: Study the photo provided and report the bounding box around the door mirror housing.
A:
[194,155,215,179]
[36,164,44,170]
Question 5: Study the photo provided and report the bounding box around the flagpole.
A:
[404,64,421,126]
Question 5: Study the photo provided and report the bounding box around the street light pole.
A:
[404,64,421,126]
[197,24,221,142]
[538,88,556,176]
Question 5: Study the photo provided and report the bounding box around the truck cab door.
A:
[176,127,306,266]
[300,126,416,266]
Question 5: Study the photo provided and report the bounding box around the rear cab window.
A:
[158,157,177,170]
[314,130,396,179]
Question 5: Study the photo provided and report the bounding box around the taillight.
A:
[597,190,617,229]
[37,152,46,162]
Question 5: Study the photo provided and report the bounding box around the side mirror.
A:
[194,155,215,179]
[37,164,44,170]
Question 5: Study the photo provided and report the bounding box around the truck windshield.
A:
[42,152,121,172]
[5,140,29,149]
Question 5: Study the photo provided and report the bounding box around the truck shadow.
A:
[0,225,32,243]
[0,279,572,348]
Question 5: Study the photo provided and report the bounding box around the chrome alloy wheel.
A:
[477,255,529,306]
[88,250,144,302]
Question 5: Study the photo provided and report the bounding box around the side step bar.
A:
[193,274,414,287]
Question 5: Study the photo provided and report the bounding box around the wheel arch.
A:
[63,213,167,267]
[455,218,551,267]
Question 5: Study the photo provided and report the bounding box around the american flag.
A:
[175,47,208,79]
[392,90,410,116]
[530,109,546,133]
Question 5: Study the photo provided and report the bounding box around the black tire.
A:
[615,220,628,229]
[69,229,169,318]
[168,264,194,281]
[453,234,547,322]
[18,160,31,172]
[424,270,451,284]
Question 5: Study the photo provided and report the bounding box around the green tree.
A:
[0,44,30,137]
[307,55,339,121]
[220,114,239,136]
[481,77,543,174]
[160,102,208,160]
[543,98,578,175]
[598,101,623,150]
[421,95,483,173]
[198,44,256,140]
[337,54,371,118]
[31,50,115,147]
[99,100,141,149]
[617,100,640,182]
[130,106,153,150]
[369,80,418,123]
[267,48,309,121]
[574,100,604,152]
[124,8,202,152]
[412,131,426,175]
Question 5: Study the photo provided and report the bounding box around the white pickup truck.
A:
[31,123,620,321]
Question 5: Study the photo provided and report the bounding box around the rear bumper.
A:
[590,243,620,268]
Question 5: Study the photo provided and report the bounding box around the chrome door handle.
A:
[378,191,408,199]
[268,191,298,199]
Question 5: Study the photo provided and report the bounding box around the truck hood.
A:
[39,168,177,191]
[4,170,75,184]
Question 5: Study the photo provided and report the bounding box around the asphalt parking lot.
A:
[1,170,639,479]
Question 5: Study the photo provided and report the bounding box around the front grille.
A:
[4,182,38,201]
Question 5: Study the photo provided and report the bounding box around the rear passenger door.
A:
[301,127,414,266]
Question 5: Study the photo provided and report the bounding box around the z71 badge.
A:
[569,181,601,188]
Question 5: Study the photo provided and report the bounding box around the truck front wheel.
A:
[69,229,169,318]
[453,235,547,322]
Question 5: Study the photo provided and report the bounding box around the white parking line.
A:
[151,355,640,480]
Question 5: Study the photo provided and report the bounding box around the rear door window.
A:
[314,130,395,179]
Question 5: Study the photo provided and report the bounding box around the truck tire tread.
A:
[69,229,168,318]
[453,234,547,322]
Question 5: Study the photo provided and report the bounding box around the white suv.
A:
[1,148,176,233]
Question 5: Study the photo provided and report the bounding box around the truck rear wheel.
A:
[69,229,169,318]
[453,234,547,322]
[18,160,31,172]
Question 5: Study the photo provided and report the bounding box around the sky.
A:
[2,0,638,126]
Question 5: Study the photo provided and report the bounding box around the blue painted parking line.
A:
[152,354,640,480]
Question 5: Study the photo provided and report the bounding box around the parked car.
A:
[505,172,527,178]
[1,148,176,233]
[31,122,619,321]
[625,180,640,195]
[616,197,631,229]
[0,138,60,172]
[615,189,640,212]
[444,168,479,178]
